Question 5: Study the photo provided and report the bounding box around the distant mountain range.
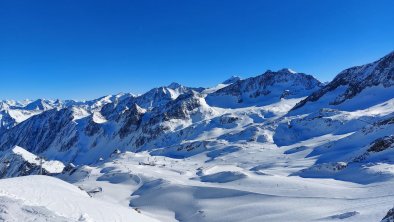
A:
[0,50,393,222]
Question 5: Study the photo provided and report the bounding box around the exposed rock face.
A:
[375,116,394,127]
[368,135,394,153]
[222,76,241,85]
[161,92,203,121]
[0,65,350,164]
[0,52,392,173]
[0,108,76,153]
[117,104,145,139]
[0,96,121,134]
[206,68,322,108]
[85,118,101,137]
[131,92,212,150]
[0,101,44,133]
[132,84,197,110]
[352,135,394,163]
[293,51,394,110]
[382,206,394,222]
[0,110,17,133]
[23,99,56,111]
[0,83,209,162]
[0,146,64,178]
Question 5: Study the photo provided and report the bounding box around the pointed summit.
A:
[129,103,146,114]
[24,99,54,111]
[292,50,394,111]
[222,76,241,84]
[167,82,182,89]
[206,69,322,108]
[278,68,297,74]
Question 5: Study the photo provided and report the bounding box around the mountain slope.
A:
[206,68,322,108]
[0,175,158,222]
[293,51,394,112]
[0,51,393,221]
[0,146,64,178]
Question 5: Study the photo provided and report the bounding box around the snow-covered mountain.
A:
[206,68,322,108]
[0,146,64,178]
[270,51,394,185]
[222,75,241,85]
[293,50,394,112]
[0,51,394,221]
[0,100,43,133]
[0,95,125,134]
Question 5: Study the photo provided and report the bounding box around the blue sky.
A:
[1,0,394,100]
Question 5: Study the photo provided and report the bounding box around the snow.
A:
[92,111,107,123]
[279,68,297,74]
[55,149,394,222]
[202,83,231,94]
[3,89,394,221]
[0,52,393,221]
[12,146,40,164]
[11,146,65,174]
[51,74,391,221]
[7,109,39,123]
[0,176,158,222]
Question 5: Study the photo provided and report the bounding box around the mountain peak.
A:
[206,69,322,108]
[167,82,182,89]
[381,50,394,60]
[24,99,53,111]
[292,50,394,111]
[222,76,241,84]
[130,103,146,114]
[278,68,297,74]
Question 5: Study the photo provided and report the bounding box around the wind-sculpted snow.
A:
[0,176,158,222]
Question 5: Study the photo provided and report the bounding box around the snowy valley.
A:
[0,51,394,221]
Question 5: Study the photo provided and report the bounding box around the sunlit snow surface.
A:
[0,176,158,222]
[0,54,393,222]
[1,91,393,221]
[53,92,394,222]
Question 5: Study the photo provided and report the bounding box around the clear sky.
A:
[1,0,394,100]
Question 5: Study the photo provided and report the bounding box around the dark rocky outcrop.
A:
[293,51,394,110]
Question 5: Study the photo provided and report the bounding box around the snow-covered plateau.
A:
[0,51,393,221]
